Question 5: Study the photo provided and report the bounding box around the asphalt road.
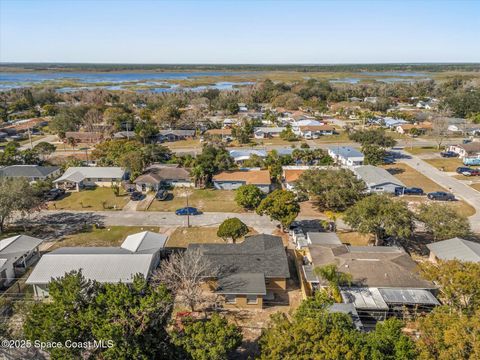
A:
[19,134,58,151]
[398,150,480,232]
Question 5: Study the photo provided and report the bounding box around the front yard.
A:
[147,189,244,213]
[165,226,256,248]
[424,158,464,172]
[403,146,439,155]
[47,187,130,211]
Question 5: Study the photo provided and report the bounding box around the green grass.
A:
[47,187,130,211]
[310,131,350,144]
[404,146,439,155]
[147,189,244,213]
[49,225,161,250]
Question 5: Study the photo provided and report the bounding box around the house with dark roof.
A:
[448,142,480,158]
[427,238,480,263]
[157,129,195,142]
[186,234,290,309]
[134,164,193,192]
[0,165,61,182]
[26,231,166,298]
[0,235,44,288]
[302,243,438,327]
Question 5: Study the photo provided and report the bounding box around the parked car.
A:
[395,187,424,196]
[44,188,65,201]
[456,166,473,174]
[462,169,480,176]
[383,156,395,164]
[130,191,144,201]
[175,207,200,216]
[155,189,168,201]
[427,191,455,201]
[440,151,458,158]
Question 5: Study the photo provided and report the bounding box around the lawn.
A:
[165,226,257,248]
[163,139,201,150]
[47,187,130,211]
[147,189,244,213]
[404,146,439,155]
[310,130,351,144]
[49,225,161,250]
[337,231,373,246]
[424,158,464,172]
[253,137,300,146]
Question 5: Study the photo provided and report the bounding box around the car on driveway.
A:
[155,189,168,201]
[45,188,65,201]
[130,191,144,201]
[456,167,473,174]
[175,207,200,216]
[462,169,480,176]
[440,151,458,158]
[427,191,455,201]
[395,187,424,196]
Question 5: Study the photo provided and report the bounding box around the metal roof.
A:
[426,238,480,262]
[121,231,167,253]
[341,287,389,310]
[307,232,342,246]
[378,288,440,305]
[327,146,364,159]
[54,167,124,183]
[217,273,266,295]
[0,235,43,257]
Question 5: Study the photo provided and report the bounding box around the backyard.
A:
[47,187,130,211]
[147,188,244,213]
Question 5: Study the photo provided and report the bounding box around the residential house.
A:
[327,146,364,167]
[294,231,342,250]
[253,127,286,139]
[186,234,290,309]
[0,235,43,288]
[379,117,408,129]
[64,131,104,144]
[0,165,61,182]
[213,169,271,193]
[291,119,324,134]
[297,125,335,139]
[427,238,480,263]
[134,164,193,192]
[26,231,166,298]
[205,128,233,140]
[282,166,309,191]
[223,118,236,128]
[113,130,135,139]
[396,122,432,135]
[353,165,405,194]
[229,149,267,163]
[157,129,195,142]
[302,243,438,327]
[448,142,480,158]
[54,167,125,191]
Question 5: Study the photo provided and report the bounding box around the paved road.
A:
[398,150,480,232]
[30,210,282,234]
[19,134,58,150]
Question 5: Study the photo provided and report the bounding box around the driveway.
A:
[398,150,480,232]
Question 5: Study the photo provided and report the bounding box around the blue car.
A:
[175,207,200,216]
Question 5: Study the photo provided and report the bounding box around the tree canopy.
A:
[256,189,300,229]
[416,203,471,241]
[217,217,249,243]
[234,184,265,210]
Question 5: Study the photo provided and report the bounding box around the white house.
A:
[448,142,480,158]
[54,167,125,191]
[26,231,166,298]
[229,149,267,163]
[213,169,272,193]
[353,165,405,194]
[0,235,43,288]
[253,127,286,139]
[327,146,364,167]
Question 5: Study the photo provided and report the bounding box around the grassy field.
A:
[49,225,161,250]
[382,163,476,217]
[310,131,351,144]
[166,226,256,248]
[148,189,244,213]
[337,231,373,246]
[424,158,464,172]
[404,146,439,155]
[163,139,201,150]
[47,187,130,211]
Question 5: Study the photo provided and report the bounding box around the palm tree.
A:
[314,264,352,302]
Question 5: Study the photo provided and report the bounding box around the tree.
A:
[217,218,249,243]
[362,144,386,166]
[429,110,451,149]
[193,145,235,187]
[295,169,366,212]
[349,128,396,148]
[0,178,43,233]
[279,126,298,141]
[420,260,480,313]
[154,248,217,312]
[234,184,264,210]
[24,272,174,360]
[172,314,242,360]
[343,194,414,245]
[34,141,56,161]
[416,203,471,241]
[416,306,480,360]
[314,264,352,302]
[256,190,300,230]
[66,136,78,150]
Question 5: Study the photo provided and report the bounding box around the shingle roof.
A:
[217,273,266,295]
[213,170,271,185]
[353,165,405,187]
[158,129,195,137]
[308,244,433,289]
[54,167,124,183]
[327,146,364,159]
[284,169,306,183]
[134,165,190,184]
[426,238,480,262]
[188,234,290,279]
[0,165,59,178]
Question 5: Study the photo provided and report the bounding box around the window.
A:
[246,295,258,304]
[225,294,236,304]
[97,178,103,182]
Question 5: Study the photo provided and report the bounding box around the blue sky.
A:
[1,0,479,64]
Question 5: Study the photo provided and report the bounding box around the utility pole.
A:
[186,192,190,228]
[28,127,33,149]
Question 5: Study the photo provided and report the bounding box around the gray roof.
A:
[341,287,389,310]
[307,232,342,245]
[188,234,290,279]
[327,303,363,330]
[426,238,480,262]
[229,149,267,160]
[327,146,364,159]
[158,129,195,137]
[217,272,266,295]
[254,127,286,133]
[0,165,59,178]
[121,231,167,253]
[308,244,434,289]
[134,164,191,184]
[353,165,405,188]
[0,235,43,269]
[54,167,124,183]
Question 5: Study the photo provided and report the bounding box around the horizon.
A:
[1,0,479,64]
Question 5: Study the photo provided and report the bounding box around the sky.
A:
[1,0,479,64]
